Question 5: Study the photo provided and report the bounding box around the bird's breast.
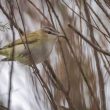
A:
[30,39,55,64]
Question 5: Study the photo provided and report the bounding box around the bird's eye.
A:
[47,31,51,34]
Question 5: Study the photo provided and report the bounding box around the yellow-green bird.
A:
[0,27,61,65]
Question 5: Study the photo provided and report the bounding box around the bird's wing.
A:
[3,31,40,48]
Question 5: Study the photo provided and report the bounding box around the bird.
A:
[0,26,62,66]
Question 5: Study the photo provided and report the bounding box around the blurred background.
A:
[0,0,110,110]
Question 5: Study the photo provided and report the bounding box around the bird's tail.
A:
[0,47,11,57]
[0,47,13,62]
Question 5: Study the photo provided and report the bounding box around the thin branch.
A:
[27,0,50,24]
[83,1,106,110]
[0,2,23,34]
[44,60,77,110]
[95,0,110,20]
[15,1,58,110]
[68,24,110,56]
[7,1,15,110]
[45,1,100,110]
[62,0,110,38]
[87,2,110,38]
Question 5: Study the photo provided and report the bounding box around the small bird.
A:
[0,27,61,65]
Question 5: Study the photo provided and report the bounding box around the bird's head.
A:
[41,26,64,39]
